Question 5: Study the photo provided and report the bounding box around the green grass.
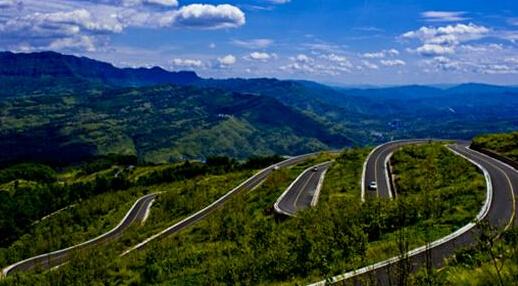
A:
[410,226,518,285]
[363,143,486,259]
[472,131,518,162]
[0,145,487,285]
[0,169,254,269]
[0,84,348,166]
[0,189,143,266]
[320,147,370,202]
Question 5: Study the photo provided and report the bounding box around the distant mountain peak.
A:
[447,82,518,94]
[0,51,200,90]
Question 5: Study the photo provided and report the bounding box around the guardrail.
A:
[2,193,158,277]
[311,162,332,207]
[122,153,318,255]
[361,139,437,202]
[470,146,518,170]
[308,144,493,285]
[274,161,332,216]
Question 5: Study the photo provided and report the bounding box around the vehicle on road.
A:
[368,181,377,190]
[312,167,318,172]
[273,165,280,171]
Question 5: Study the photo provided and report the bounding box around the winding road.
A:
[2,153,318,276]
[274,161,332,216]
[361,139,432,201]
[4,140,516,285]
[121,153,317,255]
[1,193,157,276]
[310,141,517,285]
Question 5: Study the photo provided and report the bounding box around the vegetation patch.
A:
[410,225,518,286]
[472,131,518,162]
[0,145,487,285]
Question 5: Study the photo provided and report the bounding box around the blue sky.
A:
[0,0,517,85]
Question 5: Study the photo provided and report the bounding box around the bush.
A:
[0,163,56,184]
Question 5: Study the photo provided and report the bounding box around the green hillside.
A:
[0,84,350,165]
[0,144,486,285]
[0,51,199,99]
[472,131,518,162]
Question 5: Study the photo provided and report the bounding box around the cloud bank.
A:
[0,0,246,52]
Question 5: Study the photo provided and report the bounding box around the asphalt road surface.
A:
[274,162,332,216]
[3,153,318,276]
[2,193,157,276]
[122,153,318,255]
[363,139,458,200]
[311,143,516,285]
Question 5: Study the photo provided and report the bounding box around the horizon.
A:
[0,0,517,85]
[4,49,518,89]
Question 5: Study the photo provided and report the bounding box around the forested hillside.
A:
[472,131,518,162]
[1,52,518,165]
[0,84,349,165]
[0,144,486,285]
[0,51,199,98]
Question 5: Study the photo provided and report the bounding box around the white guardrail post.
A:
[308,144,493,285]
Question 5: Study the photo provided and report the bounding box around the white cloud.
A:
[498,30,518,43]
[321,53,353,69]
[93,0,177,7]
[0,9,124,36]
[172,4,245,29]
[423,56,462,72]
[323,53,347,63]
[48,35,97,52]
[218,54,236,66]
[265,0,290,4]
[505,56,518,65]
[483,64,518,74]
[415,44,455,56]
[402,23,489,46]
[171,58,204,69]
[362,48,399,58]
[279,62,314,73]
[353,26,384,32]
[303,42,345,54]
[459,43,503,53]
[380,59,406,67]
[232,38,273,49]
[419,42,518,75]
[0,8,124,51]
[245,51,277,62]
[386,48,399,56]
[362,52,385,59]
[0,1,247,52]
[280,52,353,76]
[402,23,491,59]
[291,54,314,63]
[421,11,468,22]
[144,0,178,7]
[362,60,379,70]
[0,0,16,8]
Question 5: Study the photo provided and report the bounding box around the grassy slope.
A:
[0,166,253,268]
[0,85,347,166]
[408,133,518,285]
[472,131,518,162]
[363,143,486,265]
[0,145,486,285]
[410,226,518,285]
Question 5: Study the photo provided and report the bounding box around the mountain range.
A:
[1,51,517,165]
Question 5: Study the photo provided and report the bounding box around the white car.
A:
[368,181,377,190]
[273,165,280,171]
